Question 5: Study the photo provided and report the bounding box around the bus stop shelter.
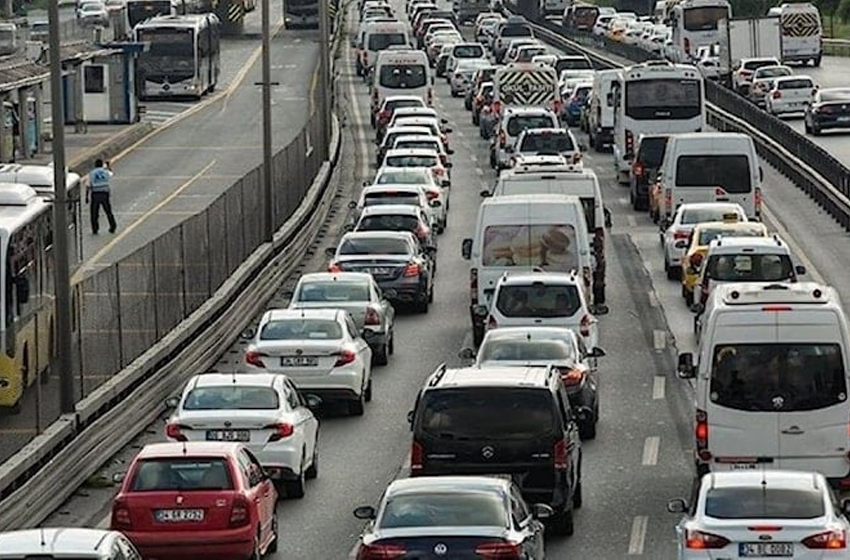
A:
[0,61,48,162]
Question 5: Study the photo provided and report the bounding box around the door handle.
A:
[781,426,805,435]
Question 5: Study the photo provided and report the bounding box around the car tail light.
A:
[229,497,251,528]
[266,422,295,442]
[433,166,445,177]
[416,225,428,240]
[664,189,672,216]
[690,252,704,270]
[333,349,357,367]
[625,129,634,158]
[378,109,390,123]
[803,530,846,549]
[475,540,521,559]
[633,161,645,177]
[404,263,421,277]
[559,366,585,387]
[245,350,268,368]
[165,422,188,442]
[740,69,752,77]
[755,187,763,216]
[111,501,132,529]
[358,543,407,559]
[673,229,689,240]
[499,129,506,147]
[696,409,711,461]
[553,438,568,470]
[329,263,342,273]
[365,307,381,326]
[410,440,424,473]
[487,315,498,330]
[470,268,478,303]
[552,99,563,115]
[772,90,781,99]
[425,190,439,201]
[580,314,592,337]
[685,529,729,549]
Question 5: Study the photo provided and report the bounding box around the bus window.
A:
[682,6,728,31]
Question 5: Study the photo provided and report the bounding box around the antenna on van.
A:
[39,526,46,548]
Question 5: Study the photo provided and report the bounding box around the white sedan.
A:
[243,308,373,416]
[668,470,850,559]
[164,372,320,498]
[662,202,747,280]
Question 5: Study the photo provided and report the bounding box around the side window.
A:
[510,485,531,527]
[345,315,359,339]
[372,282,383,301]
[110,541,127,560]
[235,450,255,487]
[243,449,266,487]
[555,387,573,426]
[283,383,300,409]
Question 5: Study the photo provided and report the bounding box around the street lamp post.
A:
[261,0,274,241]
[318,0,331,156]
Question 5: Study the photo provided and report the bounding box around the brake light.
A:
[772,90,781,99]
[803,530,846,549]
[474,541,522,559]
[633,161,645,177]
[762,306,792,311]
[358,543,407,560]
[329,263,342,272]
[740,69,753,76]
[229,497,251,527]
[410,440,424,473]
[580,314,591,337]
[696,409,711,461]
[714,187,727,197]
[425,190,439,200]
[333,349,357,367]
[404,263,421,277]
[625,129,634,158]
[683,37,691,54]
[553,438,568,470]
[266,422,295,442]
[685,529,729,549]
[365,307,380,326]
[245,350,268,368]
[749,526,783,532]
[111,501,132,529]
[499,129,506,147]
[559,367,585,387]
[470,268,478,303]
[487,315,498,330]
[755,187,762,216]
[673,229,689,240]
[165,422,188,442]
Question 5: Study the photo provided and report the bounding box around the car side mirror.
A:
[480,189,492,198]
[461,238,473,259]
[442,179,451,187]
[795,264,806,275]
[458,347,475,360]
[348,200,357,209]
[343,224,355,233]
[447,148,455,155]
[666,498,688,513]
[164,396,180,409]
[589,346,606,358]
[362,180,369,187]
[429,199,442,207]
[444,162,453,168]
[406,409,414,424]
[441,117,448,124]
[112,472,126,485]
[531,503,553,520]
[677,352,695,379]
[690,302,705,315]
[304,393,323,409]
[324,247,337,257]
[353,505,377,520]
[241,327,256,339]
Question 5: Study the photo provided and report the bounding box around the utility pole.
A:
[259,0,275,241]
[318,0,331,156]
[49,0,75,414]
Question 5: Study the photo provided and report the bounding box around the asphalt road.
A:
[36,5,850,560]
[0,11,320,464]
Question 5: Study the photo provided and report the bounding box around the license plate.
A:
[369,267,392,275]
[739,542,793,557]
[155,508,204,523]
[731,463,758,470]
[205,429,250,442]
[281,356,318,367]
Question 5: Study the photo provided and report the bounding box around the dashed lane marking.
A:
[628,515,649,555]
[652,376,665,400]
[653,329,666,351]
[642,436,660,466]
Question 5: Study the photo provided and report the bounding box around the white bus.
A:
[134,13,221,99]
[610,61,706,184]
[668,0,731,62]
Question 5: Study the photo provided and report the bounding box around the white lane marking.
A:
[98,512,110,529]
[628,515,649,555]
[626,215,636,227]
[653,329,666,351]
[476,168,484,176]
[652,376,666,400]
[642,436,660,466]
[647,290,659,308]
[618,197,629,206]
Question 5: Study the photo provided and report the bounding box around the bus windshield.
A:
[683,6,729,31]
[625,79,701,119]
[138,28,195,58]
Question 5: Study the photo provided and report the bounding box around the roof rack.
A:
[723,283,829,305]
[427,363,448,386]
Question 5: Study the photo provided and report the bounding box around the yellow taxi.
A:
[680,219,769,305]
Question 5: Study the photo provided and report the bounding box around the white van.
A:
[461,194,594,345]
[657,132,762,225]
[586,69,618,152]
[372,48,432,114]
[774,2,823,66]
[362,21,409,75]
[678,282,850,483]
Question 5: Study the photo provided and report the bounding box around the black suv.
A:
[630,134,668,212]
[407,365,583,536]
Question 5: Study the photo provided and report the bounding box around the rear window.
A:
[555,58,592,73]
[385,155,438,167]
[756,67,791,78]
[697,225,765,245]
[778,78,814,90]
[380,493,508,528]
[501,24,533,37]
[506,115,557,137]
[364,191,421,206]
[395,140,438,152]
[376,169,432,184]
[705,488,825,519]
[379,64,428,89]
[369,33,406,50]
[636,137,667,167]
[131,459,233,491]
[358,214,420,232]
[710,343,846,412]
[675,155,752,193]
[482,224,579,272]
[296,281,370,302]
[704,253,794,281]
[453,44,485,57]
[518,132,574,154]
[418,388,557,439]
[183,386,279,410]
[480,339,575,362]
[259,318,343,340]
[743,59,778,71]
[339,235,411,255]
[680,207,745,224]
[495,283,582,318]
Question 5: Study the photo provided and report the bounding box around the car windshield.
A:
[259,318,343,339]
[697,226,765,245]
[368,33,407,50]
[704,487,825,519]
[704,253,794,282]
[380,493,508,528]
[385,155,438,167]
[756,67,791,78]
[419,388,557,439]
[377,169,432,184]
[131,458,233,491]
[480,339,575,362]
[507,116,555,136]
[395,140,438,151]
[555,58,592,72]
[495,284,582,318]
[364,191,421,207]
[519,132,574,153]
[358,214,420,232]
[501,24,532,37]
[680,207,744,224]
[379,64,428,89]
[296,282,370,303]
[339,236,411,254]
[778,78,814,90]
[710,343,846,412]
[183,386,280,410]
[386,100,424,114]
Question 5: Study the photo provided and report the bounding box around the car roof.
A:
[384,95,427,103]
[706,235,786,250]
[519,127,569,136]
[504,106,556,116]
[188,373,281,388]
[386,476,511,497]
[434,366,554,388]
[497,272,581,286]
[342,230,417,241]
[385,148,440,157]
[137,441,241,458]
[693,221,767,234]
[677,202,746,213]
[0,528,118,556]
[265,307,342,320]
[363,183,424,192]
[298,271,373,283]
[360,204,421,215]
[393,135,440,143]
[704,470,825,491]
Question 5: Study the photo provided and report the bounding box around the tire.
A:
[813,55,822,67]
[550,507,575,536]
[572,481,583,509]
[349,392,365,416]
[283,456,306,499]
[666,264,678,281]
[305,445,318,480]
[579,418,596,440]
[373,344,388,366]
[804,120,811,134]
[472,324,484,347]
[267,516,279,553]
[388,332,395,355]
[812,124,822,136]
[364,379,372,402]
[416,295,430,314]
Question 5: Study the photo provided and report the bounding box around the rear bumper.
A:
[279,369,364,398]
[126,528,254,559]
[250,445,301,477]
[812,116,850,130]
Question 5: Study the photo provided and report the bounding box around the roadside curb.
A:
[65,122,155,180]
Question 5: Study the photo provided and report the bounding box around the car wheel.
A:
[373,344,388,366]
[428,283,434,303]
[364,378,373,402]
[416,294,430,314]
[683,287,693,307]
[667,265,679,281]
[305,445,318,480]
[267,515,279,553]
[283,456,306,499]
[550,506,575,536]
[572,480,583,509]
[804,119,811,133]
[579,418,596,440]
[388,332,395,355]
[812,124,822,136]
[349,390,366,416]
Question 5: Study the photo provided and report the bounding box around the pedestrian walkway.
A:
[30,122,153,171]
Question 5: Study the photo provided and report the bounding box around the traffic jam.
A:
[3,0,850,557]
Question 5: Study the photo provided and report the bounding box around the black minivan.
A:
[407,365,583,536]
[630,134,669,213]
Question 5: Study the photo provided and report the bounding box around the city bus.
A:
[610,61,706,184]
[126,0,211,29]
[134,14,221,99]
[284,0,319,28]
[668,0,731,62]
[0,183,81,412]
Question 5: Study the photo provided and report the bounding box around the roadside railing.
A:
[823,38,850,57]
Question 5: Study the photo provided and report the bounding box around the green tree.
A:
[838,0,850,22]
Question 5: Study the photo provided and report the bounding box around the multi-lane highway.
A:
[35,2,850,558]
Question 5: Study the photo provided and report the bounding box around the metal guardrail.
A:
[0,7,348,530]
[823,38,850,57]
[518,17,850,232]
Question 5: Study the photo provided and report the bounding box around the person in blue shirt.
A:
[86,158,117,235]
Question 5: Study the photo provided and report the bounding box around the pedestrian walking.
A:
[86,158,117,235]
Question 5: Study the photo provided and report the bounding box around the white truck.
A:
[718,16,782,87]
[768,3,823,66]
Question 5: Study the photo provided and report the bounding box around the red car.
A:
[111,442,278,559]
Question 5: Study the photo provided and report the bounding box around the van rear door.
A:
[673,153,756,218]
